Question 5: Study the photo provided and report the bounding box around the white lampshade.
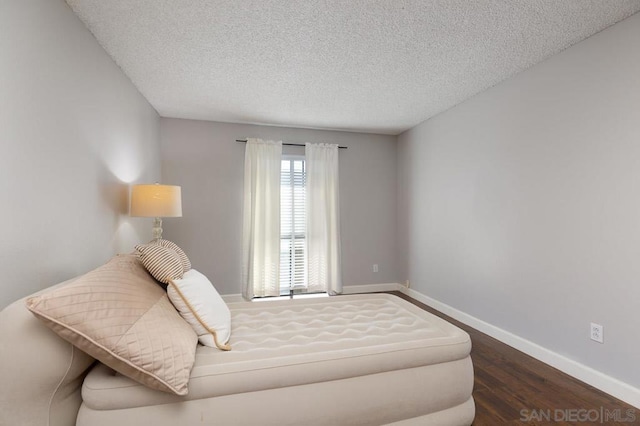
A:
[130,184,182,218]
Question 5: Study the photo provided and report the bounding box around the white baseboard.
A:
[400,286,640,409]
[222,283,401,303]
[341,283,401,294]
[221,293,244,303]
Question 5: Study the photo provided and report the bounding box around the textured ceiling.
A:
[65,0,640,135]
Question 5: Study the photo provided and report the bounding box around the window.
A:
[243,140,341,300]
[280,156,306,295]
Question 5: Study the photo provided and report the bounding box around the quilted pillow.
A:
[152,239,191,272]
[25,255,198,395]
[168,269,231,350]
[135,243,184,284]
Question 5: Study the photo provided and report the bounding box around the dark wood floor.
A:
[388,292,637,425]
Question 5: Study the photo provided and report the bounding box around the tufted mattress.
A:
[78,293,475,425]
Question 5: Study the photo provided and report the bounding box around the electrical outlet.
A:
[590,323,604,343]
[404,280,410,288]
[373,264,379,273]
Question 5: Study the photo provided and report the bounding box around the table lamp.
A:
[130,183,182,240]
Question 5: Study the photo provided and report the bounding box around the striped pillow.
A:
[153,239,191,272]
[135,243,184,284]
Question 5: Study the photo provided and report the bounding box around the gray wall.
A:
[160,118,398,295]
[0,0,161,309]
[397,13,640,389]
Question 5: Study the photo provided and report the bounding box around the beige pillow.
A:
[25,255,197,395]
[135,243,184,284]
[152,239,191,272]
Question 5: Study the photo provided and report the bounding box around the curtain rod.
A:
[235,139,347,149]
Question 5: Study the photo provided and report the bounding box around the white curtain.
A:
[242,138,282,299]
[305,143,342,295]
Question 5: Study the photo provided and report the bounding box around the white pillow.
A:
[167,269,231,350]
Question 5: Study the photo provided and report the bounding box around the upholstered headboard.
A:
[0,281,95,426]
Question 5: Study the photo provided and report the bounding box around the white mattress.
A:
[83,293,471,410]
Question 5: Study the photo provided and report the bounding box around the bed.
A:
[77,293,475,425]
[1,251,474,425]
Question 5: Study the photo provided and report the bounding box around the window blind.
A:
[280,156,306,294]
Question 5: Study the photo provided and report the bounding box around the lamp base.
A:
[152,217,163,240]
